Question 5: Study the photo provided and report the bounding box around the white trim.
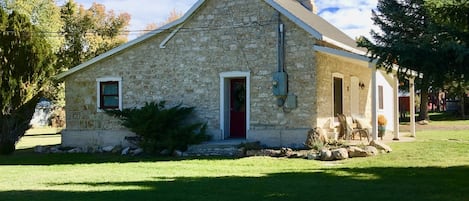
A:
[56,0,207,80]
[371,64,378,140]
[96,77,122,112]
[393,74,400,140]
[313,45,370,63]
[322,36,367,55]
[219,71,251,140]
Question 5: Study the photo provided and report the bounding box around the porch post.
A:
[409,77,416,137]
[371,64,378,141]
[393,74,400,140]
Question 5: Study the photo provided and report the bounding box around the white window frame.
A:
[96,77,122,112]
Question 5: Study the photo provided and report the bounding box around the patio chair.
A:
[337,114,370,141]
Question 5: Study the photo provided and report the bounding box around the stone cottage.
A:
[57,0,405,148]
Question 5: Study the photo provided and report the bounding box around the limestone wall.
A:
[62,0,321,147]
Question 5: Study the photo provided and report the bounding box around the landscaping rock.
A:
[49,146,62,154]
[34,145,46,153]
[68,147,82,153]
[173,150,183,157]
[320,149,333,161]
[160,149,170,155]
[87,146,100,153]
[307,152,320,160]
[280,147,293,157]
[246,149,281,157]
[102,146,114,152]
[370,140,392,153]
[121,147,130,155]
[364,146,379,156]
[290,150,310,158]
[131,148,144,156]
[332,148,349,160]
[347,146,368,157]
[111,145,123,154]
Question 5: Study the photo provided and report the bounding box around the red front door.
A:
[229,79,246,138]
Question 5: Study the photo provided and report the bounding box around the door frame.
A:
[219,71,250,140]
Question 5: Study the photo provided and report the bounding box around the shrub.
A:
[107,101,210,154]
[378,115,387,126]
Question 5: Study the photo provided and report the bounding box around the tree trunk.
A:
[419,77,430,121]
[461,93,466,119]
[0,94,42,155]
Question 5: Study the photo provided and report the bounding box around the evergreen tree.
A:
[426,0,469,117]
[358,0,442,120]
[0,8,55,154]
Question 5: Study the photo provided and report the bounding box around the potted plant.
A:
[377,115,387,139]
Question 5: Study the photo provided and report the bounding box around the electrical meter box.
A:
[272,72,288,96]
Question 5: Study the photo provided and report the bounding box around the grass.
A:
[1,126,468,201]
[16,127,62,150]
[400,112,469,126]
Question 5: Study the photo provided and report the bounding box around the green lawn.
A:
[1,129,468,201]
[400,112,469,125]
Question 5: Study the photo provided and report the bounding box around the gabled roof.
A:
[57,0,366,79]
[265,0,366,55]
[56,0,207,79]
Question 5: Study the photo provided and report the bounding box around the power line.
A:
[0,19,278,38]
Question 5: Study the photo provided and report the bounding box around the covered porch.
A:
[314,45,418,141]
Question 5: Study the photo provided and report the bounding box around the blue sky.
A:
[68,0,378,40]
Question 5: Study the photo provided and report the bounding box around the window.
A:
[97,77,122,111]
[378,85,384,110]
[333,76,343,116]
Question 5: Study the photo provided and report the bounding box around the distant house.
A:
[57,0,405,148]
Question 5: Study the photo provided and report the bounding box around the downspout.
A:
[277,19,285,73]
[272,13,297,110]
[273,13,288,107]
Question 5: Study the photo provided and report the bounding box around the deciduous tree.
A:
[358,0,438,120]
[57,0,130,71]
[140,9,182,36]
[3,0,63,52]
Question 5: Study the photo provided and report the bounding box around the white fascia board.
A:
[313,45,371,63]
[264,0,322,39]
[322,36,367,56]
[56,0,206,80]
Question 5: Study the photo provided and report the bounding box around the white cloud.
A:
[315,0,378,39]
[69,0,378,41]
[71,0,197,39]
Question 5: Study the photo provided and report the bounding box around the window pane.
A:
[103,96,119,108]
[102,83,118,95]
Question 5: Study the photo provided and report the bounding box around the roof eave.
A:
[264,0,322,39]
[265,0,366,57]
[313,45,372,65]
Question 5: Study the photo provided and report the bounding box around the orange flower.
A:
[378,115,387,126]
